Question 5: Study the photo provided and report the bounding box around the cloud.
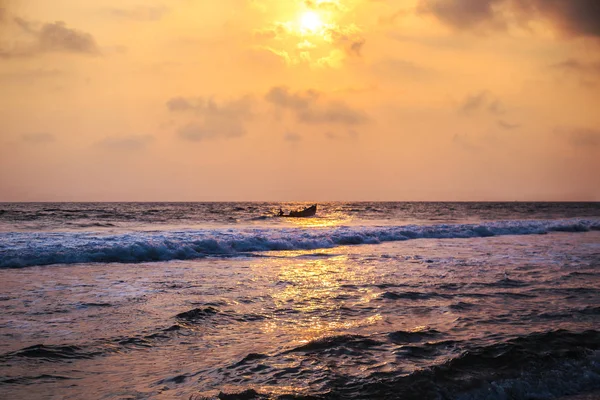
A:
[324,24,366,57]
[418,0,600,38]
[167,95,254,142]
[253,22,292,41]
[177,121,245,142]
[38,21,99,54]
[265,87,319,110]
[284,131,302,142]
[418,0,504,30]
[167,95,254,118]
[21,132,55,143]
[107,6,169,21]
[517,0,600,38]
[0,18,99,58]
[166,97,194,111]
[252,4,366,66]
[372,58,435,80]
[551,58,600,73]
[459,90,505,115]
[0,68,65,83]
[304,0,344,12]
[265,86,368,126]
[498,120,520,130]
[97,135,154,150]
[298,101,368,125]
[550,58,600,83]
[460,91,488,113]
[452,133,480,151]
[562,128,600,148]
[378,9,410,26]
[325,129,359,140]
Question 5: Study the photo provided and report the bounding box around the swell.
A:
[206,330,600,400]
[1,218,599,268]
[0,305,263,367]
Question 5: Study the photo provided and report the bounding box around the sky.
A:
[0,0,599,201]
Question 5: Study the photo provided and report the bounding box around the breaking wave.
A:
[1,218,599,268]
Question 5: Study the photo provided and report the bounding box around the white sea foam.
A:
[1,218,599,268]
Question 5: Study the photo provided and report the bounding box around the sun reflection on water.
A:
[259,253,381,343]
[283,213,352,228]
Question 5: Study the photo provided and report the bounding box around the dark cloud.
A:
[167,95,254,142]
[419,0,600,38]
[460,91,489,113]
[265,86,368,126]
[349,38,366,56]
[21,132,55,143]
[107,6,169,21]
[418,0,504,30]
[565,128,600,147]
[38,21,99,54]
[97,135,153,150]
[166,97,194,111]
[518,0,600,38]
[0,18,99,58]
[459,91,505,115]
[265,87,319,110]
[554,127,600,150]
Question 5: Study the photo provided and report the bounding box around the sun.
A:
[299,11,324,33]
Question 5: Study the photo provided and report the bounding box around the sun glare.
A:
[300,11,323,33]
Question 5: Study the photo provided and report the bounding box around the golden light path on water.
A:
[256,251,383,344]
[283,213,353,228]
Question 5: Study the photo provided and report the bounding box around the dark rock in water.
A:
[79,302,112,308]
[175,307,218,321]
[163,324,183,332]
[168,374,187,384]
[218,389,262,400]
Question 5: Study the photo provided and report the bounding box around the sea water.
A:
[0,202,599,399]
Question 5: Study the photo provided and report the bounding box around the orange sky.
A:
[1,0,599,201]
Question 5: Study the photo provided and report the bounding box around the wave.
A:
[285,334,384,354]
[0,344,101,361]
[1,218,599,268]
[207,330,600,400]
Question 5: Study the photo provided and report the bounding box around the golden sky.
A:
[1,0,599,201]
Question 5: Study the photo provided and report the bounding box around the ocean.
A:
[0,202,599,399]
